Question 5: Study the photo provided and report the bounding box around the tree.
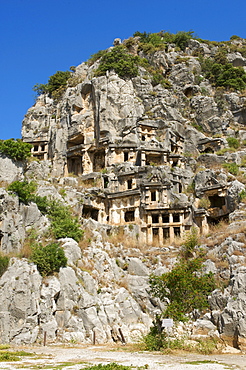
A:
[8,180,37,204]
[94,45,139,78]
[33,70,71,98]
[0,139,32,161]
[150,228,216,321]
[30,242,67,276]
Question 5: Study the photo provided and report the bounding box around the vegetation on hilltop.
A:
[32,30,246,101]
[133,30,194,52]
[33,70,72,99]
[93,45,140,78]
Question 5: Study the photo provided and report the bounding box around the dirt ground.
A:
[1,344,246,370]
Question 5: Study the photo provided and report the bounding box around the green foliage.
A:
[239,189,246,201]
[150,259,215,321]
[81,364,132,370]
[151,71,171,88]
[35,197,84,241]
[0,139,32,161]
[0,352,20,362]
[200,54,246,91]
[0,254,10,277]
[196,338,218,354]
[134,30,194,52]
[142,324,167,350]
[8,180,37,204]
[87,49,108,66]
[30,242,67,277]
[230,35,242,40]
[8,182,83,241]
[0,350,33,362]
[182,227,200,259]
[227,136,240,149]
[223,162,240,175]
[150,229,216,321]
[94,45,139,78]
[174,31,194,51]
[33,70,71,98]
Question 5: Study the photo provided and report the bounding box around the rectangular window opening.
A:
[174,227,180,237]
[151,191,156,201]
[162,214,169,223]
[127,179,132,189]
[152,214,159,224]
[125,210,135,222]
[163,227,170,239]
[124,152,129,161]
[173,214,180,223]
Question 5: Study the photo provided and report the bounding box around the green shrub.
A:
[8,180,37,204]
[223,162,240,175]
[230,35,242,41]
[133,30,194,52]
[0,139,32,161]
[0,254,10,277]
[239,189,246,201]
[94,45,139,78]
[35,197,84,241]
[8,184,84,241]
[33,70,71,98]
[30,242,67,276]
[200,55,246,91]
[142,324,167,350]
[227,137,240,149]
[174,31,194,51]
[149,229,216,321]
[81,364,132,370]
[151,71,171,88]
[182,227,200,259]
[87,49,108,66]
[150,258,215,321]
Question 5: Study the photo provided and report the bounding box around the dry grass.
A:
[118,276,129,289]
[201,221,231,247]
[232,250,244,256]
[18,242,32,258]
[215,259,229,269]
[78,229,94,251]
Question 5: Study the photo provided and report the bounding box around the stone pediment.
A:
[141,139,165,150]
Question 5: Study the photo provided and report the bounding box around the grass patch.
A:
[80,364,133,370]
[0,350,33,362]
[0,344,10,350]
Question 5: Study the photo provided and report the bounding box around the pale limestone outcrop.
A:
[0,242,154,345]
[0,188,50,253]
[0,154,24,184]
[3,35,246,348]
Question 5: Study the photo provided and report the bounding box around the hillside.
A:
[1,31,246,350]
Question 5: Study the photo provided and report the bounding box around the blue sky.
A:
[0,0,245,140]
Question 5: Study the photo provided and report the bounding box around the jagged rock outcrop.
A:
[2,33,246,348]
[0,238,155,345]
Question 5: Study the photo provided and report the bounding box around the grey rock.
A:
[0,155,23,184]
[127,257,149,276]
[60,238,82,265]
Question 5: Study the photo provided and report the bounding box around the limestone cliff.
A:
[1,32,246,349]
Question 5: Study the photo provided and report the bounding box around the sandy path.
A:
[0,345,245,370]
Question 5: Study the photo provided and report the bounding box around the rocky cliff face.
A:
[1,33,246,349]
